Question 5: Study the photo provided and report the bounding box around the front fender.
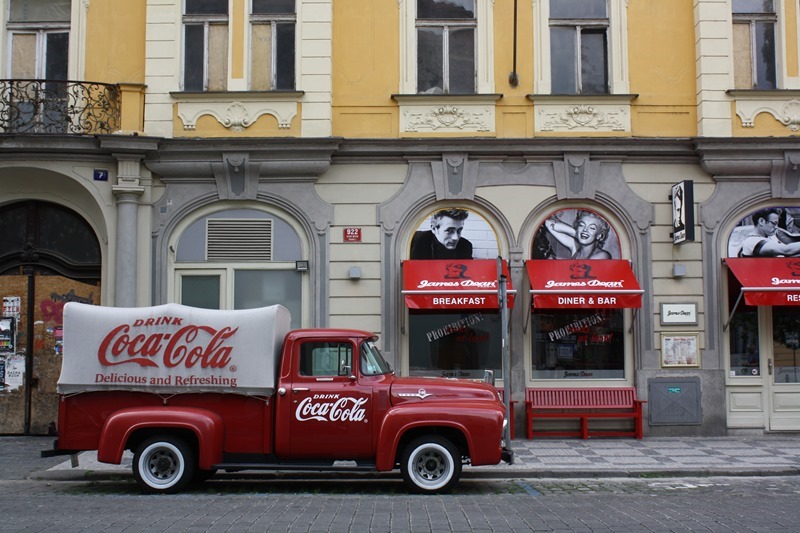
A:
[97,407,224,470]
[375,401,504,471]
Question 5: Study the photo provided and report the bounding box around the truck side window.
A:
[299,342,353,377]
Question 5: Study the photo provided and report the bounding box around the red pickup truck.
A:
[43,303,511,493]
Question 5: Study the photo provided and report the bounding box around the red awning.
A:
[526,259,644,309]
[402,259,515,309]
[726,257,800,306]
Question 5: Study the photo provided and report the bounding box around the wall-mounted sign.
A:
[343,227,362,242]
[660,303,698,325]
[671,180,695,245]
[93,169,109,181]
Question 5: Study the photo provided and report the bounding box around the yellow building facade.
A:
[1,0,800,437]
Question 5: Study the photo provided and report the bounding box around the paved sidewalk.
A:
[26,435,800,481]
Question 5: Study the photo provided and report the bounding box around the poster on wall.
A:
[4,355,24,391]
[2,297,20,321]
[531,208,621,260]
[409,207,499,260]
[0,317,14,354]
[728,207,800,257]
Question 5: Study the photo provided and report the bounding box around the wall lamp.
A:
[295,260,309,272]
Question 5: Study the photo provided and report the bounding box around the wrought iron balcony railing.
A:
[0,79,120,135]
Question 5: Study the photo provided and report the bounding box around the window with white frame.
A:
[6,0,69,80]
[250,0,296,91]
[732,0,777,90]
[183,0,229,91]
[399,0,492,95]
[416,0,476,94]
[534,0,628,95]
[549,0,609,94]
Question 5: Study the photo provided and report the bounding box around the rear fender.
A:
[374,401,503,471]
[97,407,224,470]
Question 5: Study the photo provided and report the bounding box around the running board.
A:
[213,460,377,472]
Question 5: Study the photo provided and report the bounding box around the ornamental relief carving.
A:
[736,98,800,132]
[177,100,297,132]
[537,104,627,132]
[403,105,491,132]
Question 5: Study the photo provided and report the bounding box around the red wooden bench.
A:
[525,387,646,439]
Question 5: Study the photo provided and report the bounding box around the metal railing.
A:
[0,79,121,135]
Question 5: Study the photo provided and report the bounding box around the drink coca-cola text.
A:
[97,322,239,369]
[295,395,368,422]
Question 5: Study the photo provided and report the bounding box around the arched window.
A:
[172,208,304,328]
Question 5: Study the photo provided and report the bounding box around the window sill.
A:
[170,91,304,131]
[527,94,638,134]
[392,94,502,134]
[727,89,800,131]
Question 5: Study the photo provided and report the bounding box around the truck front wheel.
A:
[133,436,196,493]
[401,436,461,493]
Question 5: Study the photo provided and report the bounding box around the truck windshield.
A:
[360,341,392,376]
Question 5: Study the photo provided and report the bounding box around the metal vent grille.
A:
[206,219,273,261]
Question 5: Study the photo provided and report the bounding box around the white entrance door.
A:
[766,306,800,430]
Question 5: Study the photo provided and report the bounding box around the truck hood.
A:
[389,377,501,406]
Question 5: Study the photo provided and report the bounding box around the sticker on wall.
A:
[532,208,621,260]
[727,207,800,258]
[409,208,499,260]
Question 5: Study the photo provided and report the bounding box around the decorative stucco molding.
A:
[172,93,301,131]
[732,91,800,132]
[537,103,628,132]
[393,94,500,134]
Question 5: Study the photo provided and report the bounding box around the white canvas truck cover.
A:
[58,302,292,396]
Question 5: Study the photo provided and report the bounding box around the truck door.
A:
[285,339,373,459]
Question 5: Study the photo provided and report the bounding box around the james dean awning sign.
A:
[402,259,515,309]
[726,257,800,306]
[527,259,644,309]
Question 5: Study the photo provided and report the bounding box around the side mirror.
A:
[483,369,495,387]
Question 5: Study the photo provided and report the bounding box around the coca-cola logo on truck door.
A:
[295,394,368,422]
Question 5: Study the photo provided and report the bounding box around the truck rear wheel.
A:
[133,436,196,493]
[401,435,461,493]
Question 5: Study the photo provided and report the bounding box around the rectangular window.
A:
[408,311,501,379]
[732,0,776,90]
[251,0,296,90]
[772,306,800,384]
[549,0,609,94]
[416,0,476,94]
[532,308,624,379]
[728,274,761,376]
[180,274,222,309]
[183,0,228,91]
[300,342,353,377]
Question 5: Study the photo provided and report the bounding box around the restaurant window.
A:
[528,208,640,381]
[408,311,502,379]
[732,0,776,90]
[549,0,609,94]
[532,309,624,379]
[250,0,296,90]
[183,0,229,91]
[404,207,507,379]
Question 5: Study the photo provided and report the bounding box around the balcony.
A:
[0,79,120,135]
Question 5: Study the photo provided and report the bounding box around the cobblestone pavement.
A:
[4,435,800,531]
[2,476,800,532]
